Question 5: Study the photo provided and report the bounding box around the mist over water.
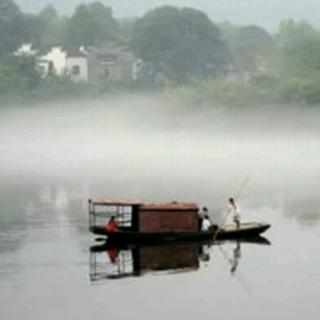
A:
[1,95,319,206]
[1,95,320,320]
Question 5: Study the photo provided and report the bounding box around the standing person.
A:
[228,198,241,229]
[105,216,119,232]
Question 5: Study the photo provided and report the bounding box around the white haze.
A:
[1,95,320,213]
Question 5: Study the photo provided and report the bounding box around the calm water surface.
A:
[1,102,320,320]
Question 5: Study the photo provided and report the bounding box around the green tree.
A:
[275,19,320,49]
[64,2,118,47]
[0,0,26,57]
[0,56,41,96]
[25,5,66,49]
[25,14,44,47]
[131,6,231,82]
[276,19,320,76]
[118,17,136,44]
[225,25,275,73]
[277,27,320,105]
[38,5,65,48]
[282,37,320,76]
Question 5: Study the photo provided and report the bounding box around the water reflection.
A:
[218,242,241,274]
[89,237,270,281]
[282,192,320,226]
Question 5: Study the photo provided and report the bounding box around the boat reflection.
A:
[89,237,271,281]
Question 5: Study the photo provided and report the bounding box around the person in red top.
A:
[105,216,119,232]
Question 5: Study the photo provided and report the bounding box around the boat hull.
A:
[91,223,271,244]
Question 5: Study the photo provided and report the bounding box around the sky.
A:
[15,0,320,31]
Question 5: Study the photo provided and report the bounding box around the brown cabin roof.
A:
[88,199,198,211]
[88,198,143,206]
[140,202,198,211]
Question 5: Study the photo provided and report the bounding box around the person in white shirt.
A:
[228,198,241,229]
[201,214,212,231]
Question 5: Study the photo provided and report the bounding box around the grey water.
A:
[1,97,320,320]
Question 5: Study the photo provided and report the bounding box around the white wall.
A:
[41,47,67,76]
[66,57,89,82]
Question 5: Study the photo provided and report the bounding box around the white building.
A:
[40,47,67,76]
[65,51,88,82]
[85,44,141,82]
[38,47,88,81]
[15,43,142,83]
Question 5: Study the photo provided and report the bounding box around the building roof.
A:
[66,47,87,58]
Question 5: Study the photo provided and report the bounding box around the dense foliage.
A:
[25,5,65,49]
[0,56,40,97]
[223,25,275,73]
[131,6,231,82]
[0,0,26,57]
[64,2,118,47]
[1,1,320,106]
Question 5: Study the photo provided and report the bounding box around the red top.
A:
[106,220,119,232]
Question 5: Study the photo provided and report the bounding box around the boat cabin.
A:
[88,198,200,233]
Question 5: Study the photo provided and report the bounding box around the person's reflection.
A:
[106,249,119,264]
[200,244,211,262]
[230,241,241,275]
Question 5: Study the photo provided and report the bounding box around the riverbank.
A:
[2,73,320,108]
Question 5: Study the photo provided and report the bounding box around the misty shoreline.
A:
[2,84,320,111]
[1,93,320,133]
[1,96,319,183]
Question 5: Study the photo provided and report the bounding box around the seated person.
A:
[105,216,119,232]
[201,214,212,231]
[198,207,208,229]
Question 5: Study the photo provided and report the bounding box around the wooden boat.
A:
[88,198,270,244]
[90,222,270,244]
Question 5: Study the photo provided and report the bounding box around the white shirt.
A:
[229,204,241,216]
[202,218,211,231]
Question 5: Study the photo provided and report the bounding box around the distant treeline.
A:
[1,0,320,106]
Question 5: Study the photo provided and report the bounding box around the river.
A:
[0,98,320,319]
